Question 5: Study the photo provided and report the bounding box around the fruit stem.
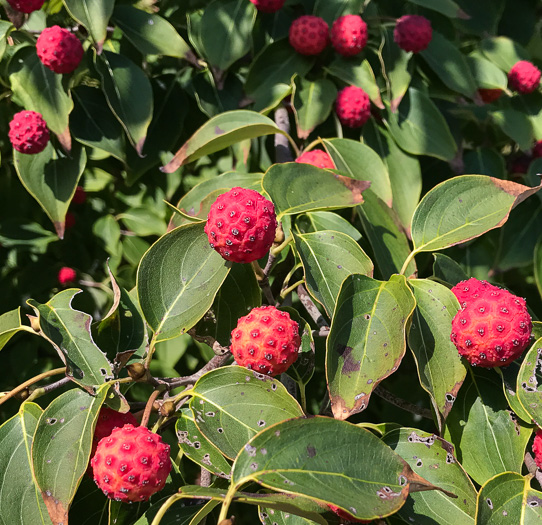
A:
[280,279,305,299]
[299,382,307,413]
[399,250,417,276]
[144,337,157,369]
[140,387,163,428]
[270,235,293,257]
[251,261,275,305]
[150,494,184,525]
[0,367,65,407]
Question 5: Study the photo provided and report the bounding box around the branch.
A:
[312,326,330,338]
[274,106,293,163]
[296,285,327,327]
[26,377,71,403]
[187,329,230,356]
[374,385,434,420]
[251,261,275,305]
[0,367,66,407]
[525,452,542,488]
[159,353,231,389]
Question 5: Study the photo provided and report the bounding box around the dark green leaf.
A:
[407,0,465,17]
[480,36,529,72]
[491,108,534,150]
[381,28,412,110]
[516,337,542,426]
[295,211,362,240]
[0,307,26,352]
[64,0,113,51]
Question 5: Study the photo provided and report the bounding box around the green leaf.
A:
[27,290,113,391]
[0,20,13,61]
[407,280,467,429]
[118,207,167,237]
[407,0,466,17]
[189,366,303,459]
[295,211,362,241]
[431,253,469,286]
[0,403,52,525]
[381,28,412,111]
[480,36,529,72]
[161,111,283,173]
[292,77,337,139]
[293,230,373,317]
[9,46,73,150]
[323,137,392,206]
[63,0,113,52]
[444,368,532,485]
[133,498,209,525]
[495,362,533,424]
[535,236,542,300]
[262,163,370,220]
[516,338,542,425]
[420,31,477,97]
[0,307,25,352]
[385,88,457,161]
[200,0,256,70]
[467,54,508,90]
[313,0,363,23]
[327,274,416,420]
[476,472,542,523]
[259,509,317,525]
[231,417,443,521]
[411,175,542,254]
[137,223,231,342]
[13,142,86,239]
[491,108,534,150]
[92,215,121,257]
[95,51,153,156]
[384,428,477,524]
[463,148,505,179]
[113,5,192,58]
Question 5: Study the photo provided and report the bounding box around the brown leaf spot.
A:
[307,445,316,458]
[215,126,225,135]
[41,490,68,525]
[336,344,361,375]
[333,174,370,205]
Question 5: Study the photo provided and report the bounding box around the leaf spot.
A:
[307,445,316,458]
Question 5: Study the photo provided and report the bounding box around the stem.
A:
[144,338,157,369]
[270,235,293,257]
[274,107,294,163]
[0,367,65,407]
[140,388,162,428]
[251,261,275,305]
[399,250,417,276]
[299,383,307,413]
[281,279,305,299]
[159,354,230,390]
[303,138,323,154]
[312,326,330,338]
[217,485,237,522]
[26,376,71,403]
[150,494,184,525]
[296,285,327,327]
[281,262,303,290]
[374,385,433,420]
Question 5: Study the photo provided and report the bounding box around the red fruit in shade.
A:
[6,0,45,13]
[58,267,77,285]
[450,278,532,367]
[65,212,76,229]
[91,424,171,502]
[328,504,372,523]
[335,85,371,128]
[231,305,301,376]
[508,60,541,94]
[72,185,87,204]
[533,140,542,158]
[509,154,532,175]
[393,14,432,53]
[289,15,329,56]
[248,0,285,13]
[478,88,503,104]
[533,428,542,469]
[204,187,277,264]
[9,110,50,154]
[330,15,368,57]
[36,25,84,74]
[295,149,335,169]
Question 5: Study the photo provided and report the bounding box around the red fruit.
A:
[533,429,542,469]
[289,15,329,56]
[508,61,541,94]
[91,424,171,502]
[6,0,45,13]
[478,88,503,104]
[36,26,84,74]
[204,187,277,264]
[58,267,77,285]
[65,212,76,229]
[335,86,371,128]
[533,140,542,158]
[72,185,87,204]
[393,15,432,53]
[450,278,532,367]
[295,149,335,169]
[331,15,368,57]
[509,154,531,175]
[231,305,300,376]
[9,110,50,154]
[249,0,285,13]
[328,504,372,523]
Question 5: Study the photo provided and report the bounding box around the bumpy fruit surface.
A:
[450,278,532,367]
[508,60,541,94]
[533,140,542,158]
[295,149,335,169]
[91,424,171,502]
[205,187,277,264]
[231,306,300,376]
[331,15,368,57]
[36,26,84,74]
[58,267,76,285]
[335,86,371,128]
[91,408,138,459]
[393,14,432,53]
[249,0,285,12]
[289,15,329,56]
[9,110,50,154]
[6,0,45,13]
[533,429,542,469]
[478,88,503,104]
[328,504,372,523]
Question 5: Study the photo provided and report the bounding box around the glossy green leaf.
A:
[383,428,477,525]
[95,51,153,156]
[293,230,373,316]
[295,211,362,241]
[137,222,231,342]
[491,108,534,150]
[407,280,467,429]
[133,498,209,525]
[189,366,303,459]
[326,274,416,420]
[0,307,25,352]
[463,148,505,179]
[480,36,529,72]
[283,309,315,388]
[262,163,370,219]
[113,5,192,58]
[92,215,121,257]
[313,0,363,23]
[467,54,508,90]
[431,253,469,286]
[407,0,465,17]
[381,28,412,111]
[259,508,316,525]
[28,290,113,391]
[232,417,443,522]
[118,207,166,237]
[13,142,86,239]
[161,111,282,173]
[411,175,542,254]
[516,338,542,426]
[385,88,457,161]
[33,387,108,525]
[535,236,542,300]
[0,403,52,525]
[0,20,13,61]
[63,0,113,51]
[496,362,533,423]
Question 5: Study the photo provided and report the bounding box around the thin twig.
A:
[274,106,294,163]
[263,251,276,277]
[141,388,162,428]
[251,261,275,305]
[374,385,433,420]
[296,285,327,327]
[187,329,230,356]
[158,353,231,389]
[26,376,71,403]
[0,367,66,407]
[312,326,330,338]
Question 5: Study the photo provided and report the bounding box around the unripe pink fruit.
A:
[6,0,45,13]
[330,15,368,57]
[508,61,541,94]
[289,15,329,56]
[335,86,371,128]
[394,15,432,53]
[9,110,50,154]
[295,150,335,169]
[36,26,84,74]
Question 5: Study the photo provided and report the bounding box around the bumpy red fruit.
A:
[450,278,532,367]
[533,140,542,158]
[91,424,171,502]
[249,0,285,13]
[478,88,503,104]
[393,15,432,53]
[231,306,300,376]
[205,187,277,263]
[6,0,45,13]
[508,60,541,94]
[9,110,50,154]
[36,26,84,74]
[58,267,76,285]
[336,86,371,128]
[533,429,542,469]
[331,15,368,57]
[289,15,329,56]
[295,149,335,169]
[91,408,138,459]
